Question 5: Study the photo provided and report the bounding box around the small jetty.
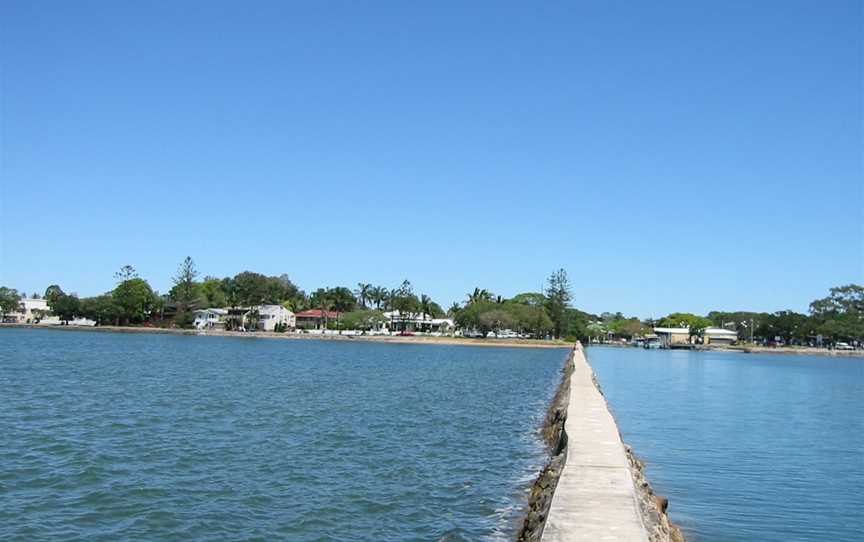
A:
[542,344,648,541]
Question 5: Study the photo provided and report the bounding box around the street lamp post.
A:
[741,319,755,345]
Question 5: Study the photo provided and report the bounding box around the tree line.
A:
[0,258,457,329]
[2,261,859,344]
[447,269,575,339]
[577,285,864,345]
[0,260,580,338]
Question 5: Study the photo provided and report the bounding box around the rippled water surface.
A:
[0,329,568,541]
[587,346,864,542]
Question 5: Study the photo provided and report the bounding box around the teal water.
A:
[0,328,568,541]
[587,346,864,542]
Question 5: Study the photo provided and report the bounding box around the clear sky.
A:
[1,1,861,318]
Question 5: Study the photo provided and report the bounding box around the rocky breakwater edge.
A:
[517,345,685,542]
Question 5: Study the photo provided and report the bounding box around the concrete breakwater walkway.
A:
[542,344,648,542]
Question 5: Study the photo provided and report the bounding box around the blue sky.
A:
[1,1,861,318]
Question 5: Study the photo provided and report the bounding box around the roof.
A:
[296,309,341,319]
[194,308,228,315]
[256,305,293,315]
[430,318,455,326]
[384,310,431,321]
[704,327,737,336]
[653,327,690,334]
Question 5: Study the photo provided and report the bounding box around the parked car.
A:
[835,342,854,350]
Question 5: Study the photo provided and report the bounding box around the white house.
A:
[193,308,228,330]
[383,311,455,334]
[255,305,295,331]
[427,318,456,335]
[4,298,50,323]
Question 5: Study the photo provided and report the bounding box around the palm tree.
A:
[355,283,372,309]
[381,287,390,310]
[316,296,334,330]
[399,280,413,295]
[420,294,432,318]
[330,287,356,313]
[386,289,398,311]
[467,287,492,305]
[293,294,310,313]
[369,286,387,310]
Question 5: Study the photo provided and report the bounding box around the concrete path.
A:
[542,345,648,542]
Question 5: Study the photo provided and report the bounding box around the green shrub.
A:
[174,310,196,329]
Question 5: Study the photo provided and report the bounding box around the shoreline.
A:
[717,345,864,358]
[0,323,570,350]
[589,343,864,358]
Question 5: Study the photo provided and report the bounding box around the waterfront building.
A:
[199,306,295,331]
[3,298,50,323]
[193,308,229,330]
[653,327,691,348]
[254,305,295,331]
[631,333,659,348]
[703,327,738,345]
[382,311,455,334]
[295,309,342,330]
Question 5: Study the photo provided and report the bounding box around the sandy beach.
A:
[6,324,861,355]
